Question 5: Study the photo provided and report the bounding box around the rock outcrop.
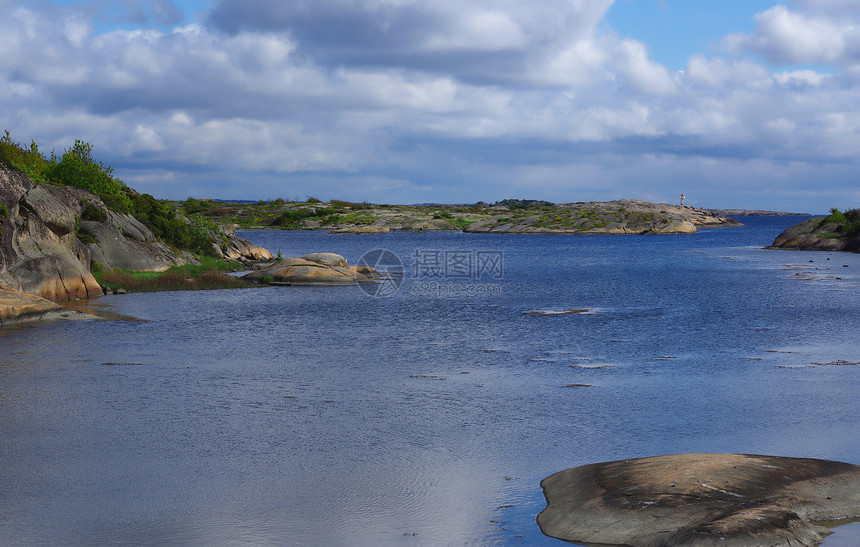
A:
[0,286,97,325]
[223,237,273,261]
[3,160,272,324]
[0,285,63,325]
[78,218,187,272]
[242,253,379,286]
[538,453,860,547]
[770,212,860,252]
[1,162,103,301]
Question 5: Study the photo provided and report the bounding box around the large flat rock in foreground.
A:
[538,453,860,547]
[0,286,99,326]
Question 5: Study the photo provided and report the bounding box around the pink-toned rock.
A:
[2,162,103,300]
[224,237,273,260]
[242,253,379,286]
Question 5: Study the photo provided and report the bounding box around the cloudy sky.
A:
[3,0,860,211]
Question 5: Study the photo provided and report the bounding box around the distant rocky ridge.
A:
[706,209,808,217]
[770,209,860,252]
[189,198,741,235]
[0,161,270,323]
[463,200,741,234]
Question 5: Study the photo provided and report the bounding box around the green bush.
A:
[45,140,133,213]
[821,207,860,237]
[124,191,220,256]
[273,206,340,228]
[75,224,98,245]
[81,201,108,222]
[0,131,49,184]
[2,133,231,258]
[182,197,217,214]
[824,207,847,225]
[0,202,7,219]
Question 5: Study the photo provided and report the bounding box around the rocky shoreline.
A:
[0,160,270,324]
[0,286,103,326]
[2,155,747,325]
[770,210,860,252]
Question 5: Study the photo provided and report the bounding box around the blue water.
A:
[2,216,859,546]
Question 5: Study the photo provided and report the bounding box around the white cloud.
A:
[726,4,860,66]
[611,39,678,95]
[2,1,860,212]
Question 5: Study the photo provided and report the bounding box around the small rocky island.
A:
[771,209,860,252]
[180,197,741,235]
[538,453,860,547]
[243,253,380,286]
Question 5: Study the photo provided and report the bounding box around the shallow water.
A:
[2,216,859,545]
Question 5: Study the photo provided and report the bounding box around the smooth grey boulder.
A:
[78,221,182,272]
[20,185,76,236]
[538,453,860,547]
[243,253,378,286]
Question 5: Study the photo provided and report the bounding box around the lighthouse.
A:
[680,193,685,206]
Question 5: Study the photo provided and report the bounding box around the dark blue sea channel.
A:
[2,216,859,545]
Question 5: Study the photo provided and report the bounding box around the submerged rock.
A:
[538,453,860,547]
[243,253,379,286]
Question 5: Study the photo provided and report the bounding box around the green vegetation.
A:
[0,131,49,185]
[93,257,251,293]
[273,206,342,229]
[0,202,7,220]
[182,197,218,214]
[448,216,480,230]
[321,213,375,226]
[1,131,226,257]
[820,207,860,238]
[80,200,108,222]
[74,224,98,245]
[493,198,554,209]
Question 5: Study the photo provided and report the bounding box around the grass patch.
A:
[93,258,254,293]
[448,217,481,230]
[321,213,376,225]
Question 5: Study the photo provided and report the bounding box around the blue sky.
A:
[606,0,778,69]
[4,0,860,212]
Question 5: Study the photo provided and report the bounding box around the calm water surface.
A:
[2,216,859,546]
